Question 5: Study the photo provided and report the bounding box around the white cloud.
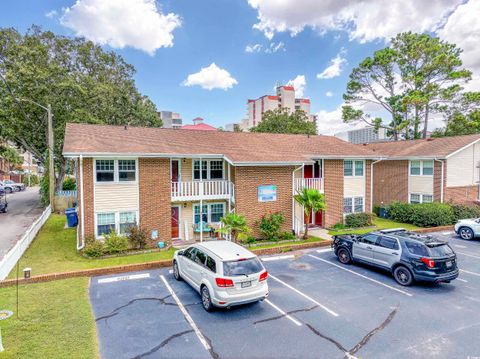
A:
[436,0,480,87]
[316,105,365,135]
[45,10,58,18]
[248,0,461,43]
[325,91,333,97]
[317,48,347,79]
[183,63,238,90]
[245,44,263,53]
[287,75,306,97]
[60,0,181,55]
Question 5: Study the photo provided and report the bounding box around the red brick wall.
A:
[234,166,294,237]
[445,185,479,205]
[139,158,171,245]
[324,160,344,227]
[365,160,372,213]
[372,160,408,205]
[434,160,447,202]
[79,158,95,239]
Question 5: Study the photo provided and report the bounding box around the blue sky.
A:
[0,0,477,133]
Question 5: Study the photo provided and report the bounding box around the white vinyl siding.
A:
[94,183,139,212]
[446,142,480,187]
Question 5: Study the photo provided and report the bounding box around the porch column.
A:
[228,163,231,213]
[200,157,203,242]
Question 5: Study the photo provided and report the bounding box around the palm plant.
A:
[294,188,327,239]
[217,213,250,243]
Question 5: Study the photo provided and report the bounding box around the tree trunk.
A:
[54,157,67,192]
[303,211,310,239]
[423,105,429,139]
[413,105,419,139]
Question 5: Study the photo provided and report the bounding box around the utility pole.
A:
[47,104,55,212]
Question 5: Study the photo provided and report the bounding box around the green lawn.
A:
[328,217,420,236]
[0,278,98,359]
[8,214,175,278]
[246,236,326,251]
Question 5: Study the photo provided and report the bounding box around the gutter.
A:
[77,154,85,250]
[434,158,445,203]
[292,165,304,233]
[370,158,385,211]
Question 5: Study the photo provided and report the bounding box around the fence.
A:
[0,205,51,280]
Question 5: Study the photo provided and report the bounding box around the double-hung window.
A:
[194,204,208,224]
[97,211,138,237]
[96,160,115,182]
[343,198,353,214]
[410,193,433,204]
[193,160,224,180]
[410,160,433,176]
[194,203,225,224]
[344,160,364,177]
[210,161,224,179]
[119,160,136,181]
[193,160,208,180]
[97,213,115,236]
[119,211,137,234]
[344,197,364,213]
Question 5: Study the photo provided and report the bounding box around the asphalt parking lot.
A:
[90,231,480,359]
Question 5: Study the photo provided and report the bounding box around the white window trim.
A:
[192,202,226,224]
[343,196,365,214]
[409,160,434,177]
[344,159,365,177]
[94,158,138,184]
[192,159,225,181]
[409,193,434,204]
[95,209,139,239]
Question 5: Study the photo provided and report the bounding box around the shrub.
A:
[451,204,480,221]
[83,240,105,258]
[104,230,129,254]
[241,236,257,244]
[388,202,455,227]
[345,212,373,228]
[22,174,40,186]
[331,222,346,230]
[62,177,76,190]
[257,212,285,241]
[127,226,148,249]
[218,213,250,243]
[372,205,381,217]
[281,231,296,241]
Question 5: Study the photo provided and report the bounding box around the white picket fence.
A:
[0,205,51,280]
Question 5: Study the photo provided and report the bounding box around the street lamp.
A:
[16,98,55,212]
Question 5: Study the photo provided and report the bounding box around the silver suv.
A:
[333,229,459,286]
[173,241,269,311]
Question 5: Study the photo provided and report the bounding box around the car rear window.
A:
[223,257,263,277]
[427,244,453,257]
[405,242,429,256]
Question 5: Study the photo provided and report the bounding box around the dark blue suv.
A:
[332,228,459,286]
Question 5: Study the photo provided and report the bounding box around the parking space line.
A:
[308,255,413,297]
[269,274,339,317]
[159,275,211,352]
[316,248,333,254]
[460,269,480,277]
[456,251,480,259]
[457,278,468,283]
[454,245,468,249]
[262,254,295,262]
[442,232,454,235]
[97,273,150,284]
[264,299,302,326]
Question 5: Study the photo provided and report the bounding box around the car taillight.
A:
[259,271,268,282]
[421,257,435,268]
[215,278,234,287]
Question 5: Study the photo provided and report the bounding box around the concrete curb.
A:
[0,239,332,288]
[414,226,454,233]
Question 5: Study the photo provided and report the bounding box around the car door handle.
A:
[391,252,398,255]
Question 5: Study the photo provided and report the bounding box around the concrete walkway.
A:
[308,228,333,241]
[0,187,44,260]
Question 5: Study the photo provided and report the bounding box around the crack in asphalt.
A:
[96,295,174,322]
[305,323,348,353]
[204,334,221,359]
[253,305,319,325]
[130,329,194,359]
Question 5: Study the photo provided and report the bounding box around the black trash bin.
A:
[65,207,78,227]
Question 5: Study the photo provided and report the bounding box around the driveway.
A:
[90,233,480,359]
[0,187,44,259]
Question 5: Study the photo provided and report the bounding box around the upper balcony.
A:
[295,178,324,193]
[171,180,235,202]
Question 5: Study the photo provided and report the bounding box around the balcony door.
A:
[171,206,180,239]
[304,161,322,179]
[171,160,180,182]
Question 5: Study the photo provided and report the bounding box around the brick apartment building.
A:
[362,134,480,206]
[238,85,316,131]
[63,123,378,248]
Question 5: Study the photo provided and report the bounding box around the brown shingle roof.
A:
[63,123,378,163]
[360,134,480,159]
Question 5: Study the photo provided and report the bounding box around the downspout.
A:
[434,159,444,203]
[370,159,383,212]
[292,164,304,234]
[78,154,85,250]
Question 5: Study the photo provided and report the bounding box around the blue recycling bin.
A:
[379,207,388,219]
[65,207,78,227]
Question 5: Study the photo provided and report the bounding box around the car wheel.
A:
[173,261,182,281]
[201,285,214,312]
[393,266,413,286]
[337,248,352,264]
[5,188,12,194]
[459,227,474,240]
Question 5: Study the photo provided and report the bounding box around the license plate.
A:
[446,261,452,268]
[241,281,252,288]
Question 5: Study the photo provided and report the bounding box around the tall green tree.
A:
[250,108,317,135]
[0,144,22,170]
[343,32,473,140]
[294,188,326,239]
[0,26,161,192]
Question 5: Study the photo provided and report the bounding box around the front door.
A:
[171,206,180,238]
[304,209,323,227]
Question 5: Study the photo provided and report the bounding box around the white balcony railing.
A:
[171,180,235,201]
[295,178,324,193]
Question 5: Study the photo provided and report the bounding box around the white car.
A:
[173,241,269,311]
[455,218,480,240]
